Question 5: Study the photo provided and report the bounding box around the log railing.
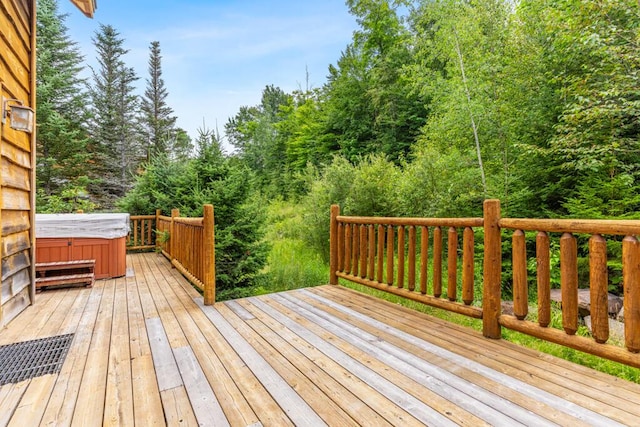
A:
[330,200,640,368]
[128,205,216,305]
[329,205,484,319]
[128,213,157,250]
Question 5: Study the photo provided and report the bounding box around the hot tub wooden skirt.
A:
[35,237,126,279]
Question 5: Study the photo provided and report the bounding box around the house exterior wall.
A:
[0,0,36,327]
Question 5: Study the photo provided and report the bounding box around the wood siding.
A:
[0,0,35,327]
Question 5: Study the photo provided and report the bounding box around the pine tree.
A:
[35,0,90,197]
[140,41,177,160]
[88,24,142,208]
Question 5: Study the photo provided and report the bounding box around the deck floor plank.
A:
[217,302,359,426]
[314,285,640,425]
[145,255,261,427]
[0,289,68,345]
[71,280,116,427]
[0,381,28,427]
[125,262,164,427]
[39,282,104,427]
[0,253,639,426]
[296,288,596,427]
[6,375,57,427]
[228,299,395,427]
[252,295,461,426]
[159,387,198,427]
[104,277,134,427]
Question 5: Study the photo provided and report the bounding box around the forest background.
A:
[36,0,640,300]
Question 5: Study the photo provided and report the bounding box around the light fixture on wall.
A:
[2,98,34,133]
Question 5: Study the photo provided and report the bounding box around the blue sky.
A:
[59,0,358,146]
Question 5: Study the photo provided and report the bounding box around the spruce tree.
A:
[140,41,177,160]
[35,0,90,198]
[88,24,142,208]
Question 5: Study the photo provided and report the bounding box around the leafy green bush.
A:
[399,145,484,218]
[36,178,96,213]
[300,154,401,260]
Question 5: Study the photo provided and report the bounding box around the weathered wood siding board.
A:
[1,157,30,191]
[2,143,30,169]
[2,229,29,258]
[1,210,29,236]
[1,0,34,327]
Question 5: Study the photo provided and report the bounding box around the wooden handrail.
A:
[128,205,216,305]
[330,200,640,368]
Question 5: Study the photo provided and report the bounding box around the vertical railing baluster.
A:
[513,230,528,320]
[447,227,457,301]
[377,224,384,283]
[589,234,609,344]
[386,225,394,286]
[397,225,405,289]
[433,226,442,298]
[408,226,416,292]
[560,233,578,335]
[352,225,360,277]
[420,226,428,295]
[536,232,551,328]
[368,225,375,280]
[623,236,640,353]
[462,227,474,305]
[345,224,352,275]
[359,225,367,279]
[337,222,344,273]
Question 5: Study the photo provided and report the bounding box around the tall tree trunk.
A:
[454,30,487,196]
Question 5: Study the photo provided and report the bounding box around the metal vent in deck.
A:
[0,334,74,385]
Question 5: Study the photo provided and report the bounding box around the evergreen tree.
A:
[140,41,177,160]
[88,24,142,208]
[119,128,268,293]
[35,0,90,198]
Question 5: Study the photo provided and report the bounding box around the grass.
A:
[218,200,329,300]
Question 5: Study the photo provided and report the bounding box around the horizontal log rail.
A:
[330,200,640,368]
[127,206,216,305]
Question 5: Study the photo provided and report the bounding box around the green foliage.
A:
[399,145,483,218]
[36,0,90,196]
[119,129,268,292]
[36,178,96,213]
[301,154,402,259]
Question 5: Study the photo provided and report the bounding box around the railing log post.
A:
[203,204,215,305]
[170,208,179,261]
[483,199,502,339]
[560,233,578,335]
[513,230,528,320]
[330,205,340,285]
[155,209,161,250]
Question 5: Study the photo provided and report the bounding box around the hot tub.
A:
[35,213,130,279]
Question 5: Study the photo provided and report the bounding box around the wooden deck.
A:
[1,253,639,426]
